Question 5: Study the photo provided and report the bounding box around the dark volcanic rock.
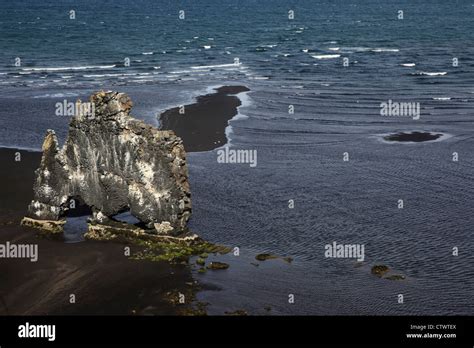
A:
[371,265,389,277]
[255,253,278,261]
[24,91,191,236]
[206,262,229,270]
[385,274,406,281]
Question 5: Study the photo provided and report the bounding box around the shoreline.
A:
[0,85,253,315]
[0,147,203,315]
[159,85,250,152]
[0,84,250,154]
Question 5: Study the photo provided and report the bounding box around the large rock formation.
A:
[23,91,191,236]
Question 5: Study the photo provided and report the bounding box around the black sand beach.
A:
[0,224,197,315]
[0,86,248,315]
[0,148,40,219]
[383,131,444,143]
[159,86,249,152]
[0,147,199,315]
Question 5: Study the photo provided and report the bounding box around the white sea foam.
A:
[33,92,80,99]
[191,63,241,69]
[83,72,139,78]
[142,52,154,55]
[328,47,340,51]
[372,48,400,52]
[0,144,42,152]
[22,65,116,72]
[223,89,252,147]
[340,47,372,53]
[203,45,211,49]
[414,71,447,76]
[401,63,416,67]
[311,54,341,59]
[433,97,451,100]
[169,70,193,74]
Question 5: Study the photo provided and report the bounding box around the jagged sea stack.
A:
[22,91,191,237]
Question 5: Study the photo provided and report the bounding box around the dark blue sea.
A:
[1,0,473,314]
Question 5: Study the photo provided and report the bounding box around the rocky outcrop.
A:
[21,217,65,234]
[23,91,191,236]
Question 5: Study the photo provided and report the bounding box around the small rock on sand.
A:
[207,261,229,270]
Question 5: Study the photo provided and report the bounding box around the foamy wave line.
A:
[433,97,451,100]
[83,72,151,78]
[22,65,116,72]
[191,63,242,69]
[33,92,80,99]
[413,71,447,76]
[372,48,400,52]
[223,89,252,148]
[0,144,42,152]
[311,54,341,59]
[401,63,416,67]
[339,47,372,53]
[170,70,193,74]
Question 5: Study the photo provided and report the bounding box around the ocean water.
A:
[1,0,473,315]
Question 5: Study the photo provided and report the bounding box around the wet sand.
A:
[159,85,249,152]
[383,131,443,142]
[0,223,195,315]
[0,148,40,219]
[0,86,250,315]
[0,147,196,315]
